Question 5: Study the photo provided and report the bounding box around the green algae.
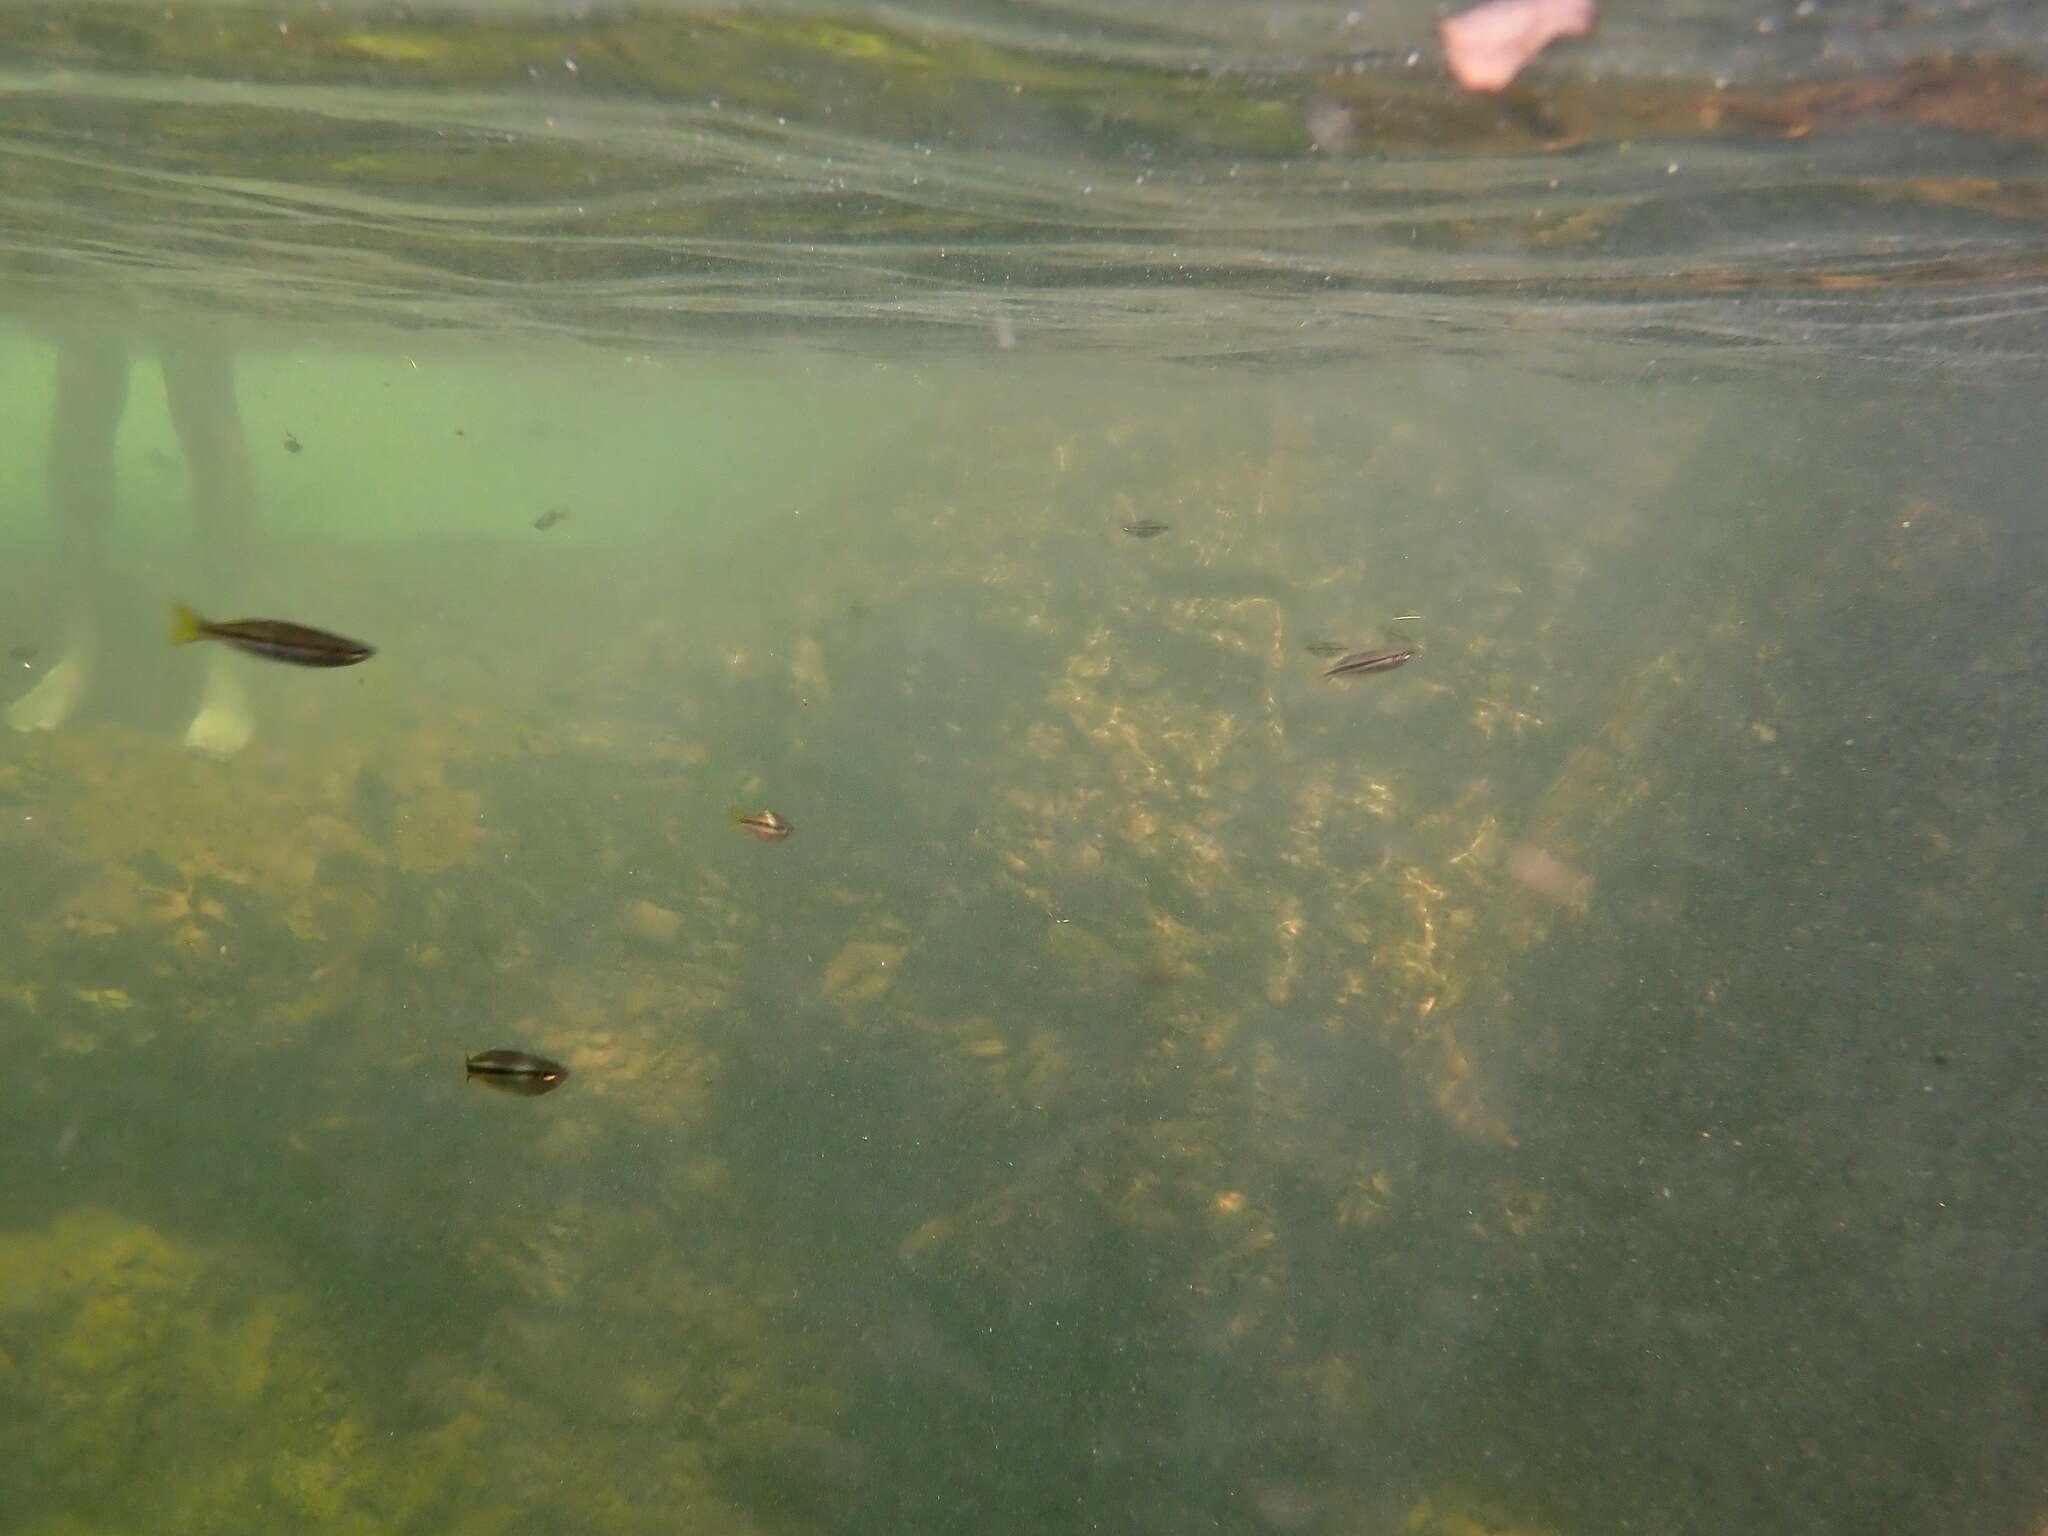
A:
[0,1196,806,1535]
[1,1208,399,1531]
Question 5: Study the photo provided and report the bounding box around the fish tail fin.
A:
[729,805,746,825]
[169,603,207,646]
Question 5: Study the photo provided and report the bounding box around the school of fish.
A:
[151,517,1416,1100]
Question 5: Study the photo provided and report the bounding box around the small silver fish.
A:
[1323,645,1416,680]
[731,806,793,843]
[466,1049,568,1097]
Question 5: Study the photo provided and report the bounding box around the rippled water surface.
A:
[5,0,2048,358]
[3,4,2046,1535]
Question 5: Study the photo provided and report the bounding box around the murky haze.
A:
[3,4,2047,1535]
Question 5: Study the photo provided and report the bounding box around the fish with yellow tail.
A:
[730,806,793,843]
[170,603,374,668]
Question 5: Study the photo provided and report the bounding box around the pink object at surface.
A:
[1439,0,1598,92]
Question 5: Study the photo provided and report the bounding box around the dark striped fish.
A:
[465,1049,569,1097]
[1120,520,1171,539]
[170,604,373,668]
[1323,645,1416,680]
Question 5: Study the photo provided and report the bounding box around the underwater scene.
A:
[3,3,2047,1535]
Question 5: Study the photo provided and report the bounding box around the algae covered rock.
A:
[2,1204,788,1536]
[0,1207,402,1532]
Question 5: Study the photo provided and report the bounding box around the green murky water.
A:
[2,5,2046,1535]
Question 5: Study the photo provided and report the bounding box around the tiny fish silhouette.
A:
[283,432,302,454]
[466,1049,568,1096]
[534,508,570,531]
[1304,640,1352,657]
[1121,520,1171,540]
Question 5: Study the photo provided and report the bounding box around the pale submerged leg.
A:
[161,339,256,759]
[8,334,127,734]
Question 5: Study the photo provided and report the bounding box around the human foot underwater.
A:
[7,331,263,759]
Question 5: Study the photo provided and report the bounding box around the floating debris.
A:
[1322,645,1416,680]
[1507,843,1592,908]
[622,898,683,946]
[169,603,374,668]
[731,806,794,843]
[465,1049,569,1097]
[1120,520,1171,540]
[283,432,302,454]
[1304,640,1352,657]
[534,507,570,532]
